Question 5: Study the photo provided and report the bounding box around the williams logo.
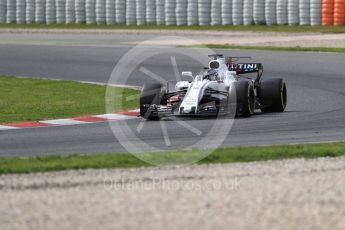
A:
[228,63,259,70]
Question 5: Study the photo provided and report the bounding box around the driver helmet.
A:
[203,69,219,81]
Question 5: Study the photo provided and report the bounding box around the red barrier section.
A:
[334,0,345,25]
[322,0,335,25]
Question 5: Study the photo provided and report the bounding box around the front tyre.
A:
[140,83,165,120]
[259,79,287,113]
[234,81,255,117]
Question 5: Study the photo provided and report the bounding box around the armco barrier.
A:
[0,0,344,26]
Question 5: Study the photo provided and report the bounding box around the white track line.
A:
[96,114,137,121]
[41,119,88,126]
[0,125,19,130]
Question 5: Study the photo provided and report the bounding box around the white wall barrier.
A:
[243,0,254,25]
[136,0,146,25]
[116,0,125,23]
[26,0,36,23]
[288,0,299,25]
[277,0,288,25]
[254,0,265,25]
[16,0,26,24]
[96,0,106,24]
[75,0,86,23]
[221,0,232,25]
[198,0,211,26]
[311,0,322,26]
[176,0,188,26]
[146,0,156,24]
[35,0,45,23]
[46,0,56,24]
[211,0,221,25]
[126,0,136,25]
[265,0,277,25]
[0,0,326,26]
[86,0,96,24]
[6,0,16,23]
[187,0,198,26]
[300,0,311,25]
[165,0,176,25]
[0,0,6,23]
[66,0,75,23]
[156,0,164,25]
[232,0,243,25]
[57,0,66,23]
[106,0,115,25]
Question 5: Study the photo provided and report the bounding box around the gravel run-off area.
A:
[1,29,345,48]
[1,157,345,230]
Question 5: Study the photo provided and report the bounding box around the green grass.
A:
[1,142,345,175]
[0,76,139,123]
[181,44,345,53]
[1,23,345,33]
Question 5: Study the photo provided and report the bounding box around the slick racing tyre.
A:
[234,81,255,117]
[259,78,287,113]
[140,83,165,120]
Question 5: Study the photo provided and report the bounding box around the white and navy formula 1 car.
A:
[140,54,287,120]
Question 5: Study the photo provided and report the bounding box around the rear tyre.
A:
[234,81,255,117]
[259,78,287,113]
[140,83,165,120]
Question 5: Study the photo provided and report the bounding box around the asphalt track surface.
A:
[1,33,345,157]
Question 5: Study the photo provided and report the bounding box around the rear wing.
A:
[208,54,264,79]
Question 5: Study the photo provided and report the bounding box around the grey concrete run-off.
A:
[1,157,345,229]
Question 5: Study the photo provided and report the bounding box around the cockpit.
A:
[196,69,220,81]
